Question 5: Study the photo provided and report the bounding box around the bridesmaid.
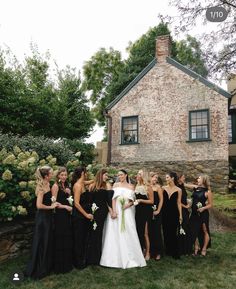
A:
[147,172,164,261]
[25,166,60,279]
[186,175,213,256]
[135,169,154,260]
[51,167,73,274]
[162,172,182,259]
[72,166,93,269]
[177,174,192,255]
[86,169,114,265]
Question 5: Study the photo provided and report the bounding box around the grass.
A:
[213,194,236,219]
[1,232,236,289]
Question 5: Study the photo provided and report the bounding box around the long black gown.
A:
[72,190,92,269]
[162,190,180,259]
[190,187,211,250]
[177,183,192,255]
[54,188,73,273]
[25,191,53,279]
[86,189,114,265]
[135,185,152,251]
[148,191,164,258]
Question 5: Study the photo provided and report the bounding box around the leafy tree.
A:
[166,0,236,76]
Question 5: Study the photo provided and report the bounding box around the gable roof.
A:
[106,57,231,111]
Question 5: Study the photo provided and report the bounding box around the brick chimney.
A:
[156,34,171,63]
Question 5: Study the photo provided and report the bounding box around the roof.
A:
[106,57,231,111]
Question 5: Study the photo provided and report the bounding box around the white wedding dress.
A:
[100,187,146,269]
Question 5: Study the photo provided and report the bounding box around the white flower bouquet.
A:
[179,224,186,235]
[67,195,74,206]
[51,196,56,213]
[91,202,99,230]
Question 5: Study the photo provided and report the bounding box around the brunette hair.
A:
[90,168,107,191]
[71,166,86,188]
[119,169,129,183]
[168,171,178,186]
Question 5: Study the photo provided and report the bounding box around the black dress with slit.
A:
[162,190,180,259]
[86,189,114,265]
[54,188,73,273]
[178,183,192,255]
[148,190,164,257]
[190,186,211,249]
[135,185,152,251]
[25,191,53,279]
[72,190,92,269]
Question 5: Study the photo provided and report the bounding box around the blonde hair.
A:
[35,166,52,195]
[200,174,211,190]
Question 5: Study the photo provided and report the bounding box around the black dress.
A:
[135,185,152,251]
[72,190,92,269]
[178,183,192,255]
[54,188,73,273]
[86,189,114,265]
[148,191,164,257]
[25,191,53,279]
[162,190,180,259]
[190,187,211,250]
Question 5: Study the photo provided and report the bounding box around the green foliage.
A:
[0,146,85,221]
[0,133,95,166]
[0,48,94,140]
[174,35,208,77]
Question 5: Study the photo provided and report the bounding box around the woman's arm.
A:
[198,190,213,212]
[36,190,59,210]
[111,198,117,218]
[137,185,154,205]
[154,186,163,215]
[184,183,197,189]
[74,183,93,220]
[177,188,183,223]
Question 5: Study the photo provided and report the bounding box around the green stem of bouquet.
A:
[121,208,125,232]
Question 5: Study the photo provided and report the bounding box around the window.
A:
[121,116,138,144]
[189,109,210,141]
[228,115,232,143]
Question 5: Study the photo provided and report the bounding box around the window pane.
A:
[122,117,138,144]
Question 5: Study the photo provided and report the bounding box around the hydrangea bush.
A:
[0,146,81,222]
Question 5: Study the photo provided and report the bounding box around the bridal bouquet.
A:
[119,197,126,232]
[91,203,99,230]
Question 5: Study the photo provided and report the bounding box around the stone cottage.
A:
[105,35,232,192]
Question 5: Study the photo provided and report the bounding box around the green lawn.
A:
[213,194,236,219]
[1,232,236,289]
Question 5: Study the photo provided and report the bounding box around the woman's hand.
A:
[65,188,71,194]
[154,210,160,216]
[197,207,205,213]
[51,202,61,209]
[87,213,94,220]
[111,211,117,219]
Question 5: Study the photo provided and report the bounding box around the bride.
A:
[100,169,146,269]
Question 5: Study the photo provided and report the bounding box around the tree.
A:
[0,47,95,140]
[166,0,236,76]
[83,22,208,127]
[57,66,95,139]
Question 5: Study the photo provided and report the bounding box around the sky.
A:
[0,0,226,144]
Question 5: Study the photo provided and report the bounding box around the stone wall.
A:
[0,219,34,262]
[111,160,229,193]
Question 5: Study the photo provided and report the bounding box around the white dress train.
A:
[100,187,146,269]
